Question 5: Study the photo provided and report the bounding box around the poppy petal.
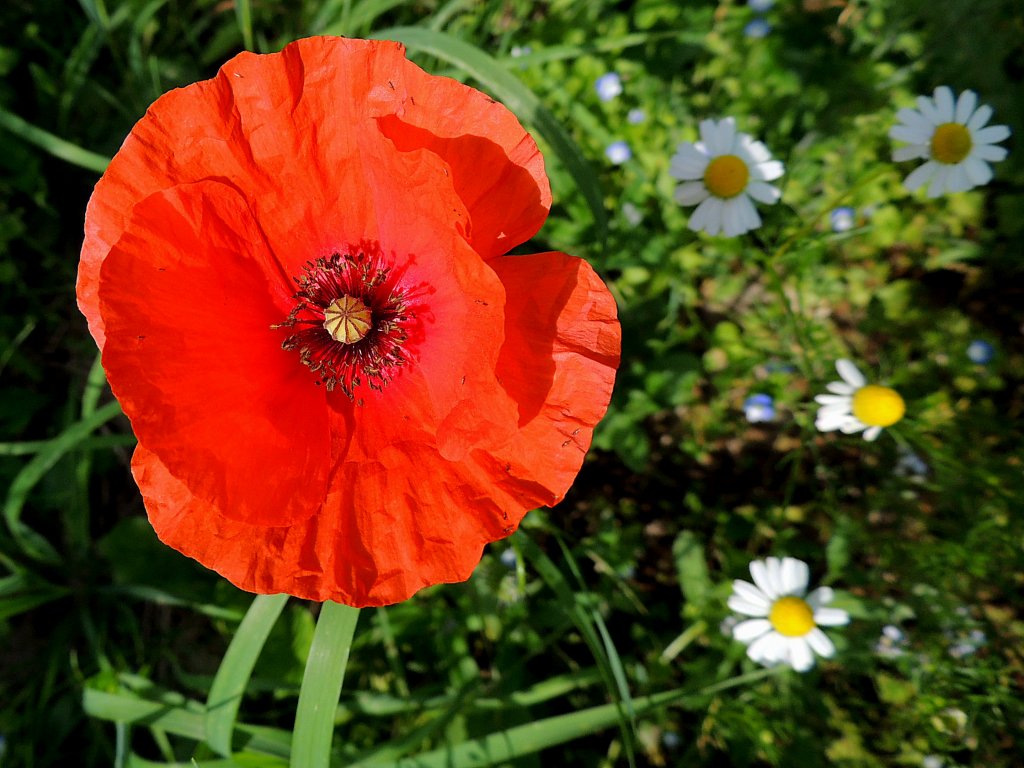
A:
[79,37,548,347]
[481,251,621,506]
[99,180,330,527]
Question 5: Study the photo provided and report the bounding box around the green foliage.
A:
[1,0,1023,766]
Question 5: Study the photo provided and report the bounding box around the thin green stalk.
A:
[291,602,360,768]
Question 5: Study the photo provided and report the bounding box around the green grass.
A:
[1,0,1023,766]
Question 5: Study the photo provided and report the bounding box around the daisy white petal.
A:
[974,124,1011,145]
[733,618,773,642]
[963,157,993,186]
[674,181,710,206]
[813,607,850,626]
[722,197,745,237]
[746,180,781,204]
[903,160,938,191]
[669,144,710,179]
[806,628,836,658]
[825,382,854,395]
[835,359,865,388]
[753,160,785,182]
[927,164,951,198]
[749,560,777,599]
[915,93,942,125]
[746,632,783,663]
[966,103,993,132]
[765,557,786,596]
[788,638,815,672]
[806,586,834,608]
[893,145,928,162]
[933,86,955,122]
[954,90,977,123]
[894,106,933,133]
[814,394,850,405]
[781,557,809,595]
[890,124,930,144]
[974,144,1008,162]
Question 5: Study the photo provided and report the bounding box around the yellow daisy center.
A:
[703,154,750,198]
[769,596,815,637]
[851,385,905,428]
[323,295,373,345]
[930,123,973,165]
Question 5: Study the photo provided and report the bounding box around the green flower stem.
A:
[291,601,361,768]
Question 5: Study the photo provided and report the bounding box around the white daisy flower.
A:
[669,117,784,237]
[890,86,1011,197]
[814,359,905,442]
[728,556,849,672]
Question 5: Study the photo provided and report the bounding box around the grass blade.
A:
[291,602,360,768]
[0,106,110,173]
[235,0,254,51]
[3,400,122,564]
[349,670,778,767]
[206,594,289,756]
[371,27,607,244]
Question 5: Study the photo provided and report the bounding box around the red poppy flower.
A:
[78,37,620,606]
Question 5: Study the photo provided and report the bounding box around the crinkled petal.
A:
[746,632,784,664]
[79,37,550,348]
[98,181,330,527]
[479,251,621,508]
[689,196,723,236]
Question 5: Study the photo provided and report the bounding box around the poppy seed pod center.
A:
[851,385,905,428]
[703,154,750,198]
[324,295,373,344]
[769,596,815,637]
[931,123,973,165]
[274,252,411,398]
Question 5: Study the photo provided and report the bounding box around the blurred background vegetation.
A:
[1,0,1023,766]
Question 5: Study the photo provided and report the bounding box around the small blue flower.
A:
[830,206,856,232]
[499,548,518,569]
[748,0,774,10]
[743,393,775,423]
[966,339,994,365]
[605,140,631,165]
[509,45,532,58]
[744,18,771,38]
[661,731,682,751]
[595,72,623,102]
[627,108,646,124]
